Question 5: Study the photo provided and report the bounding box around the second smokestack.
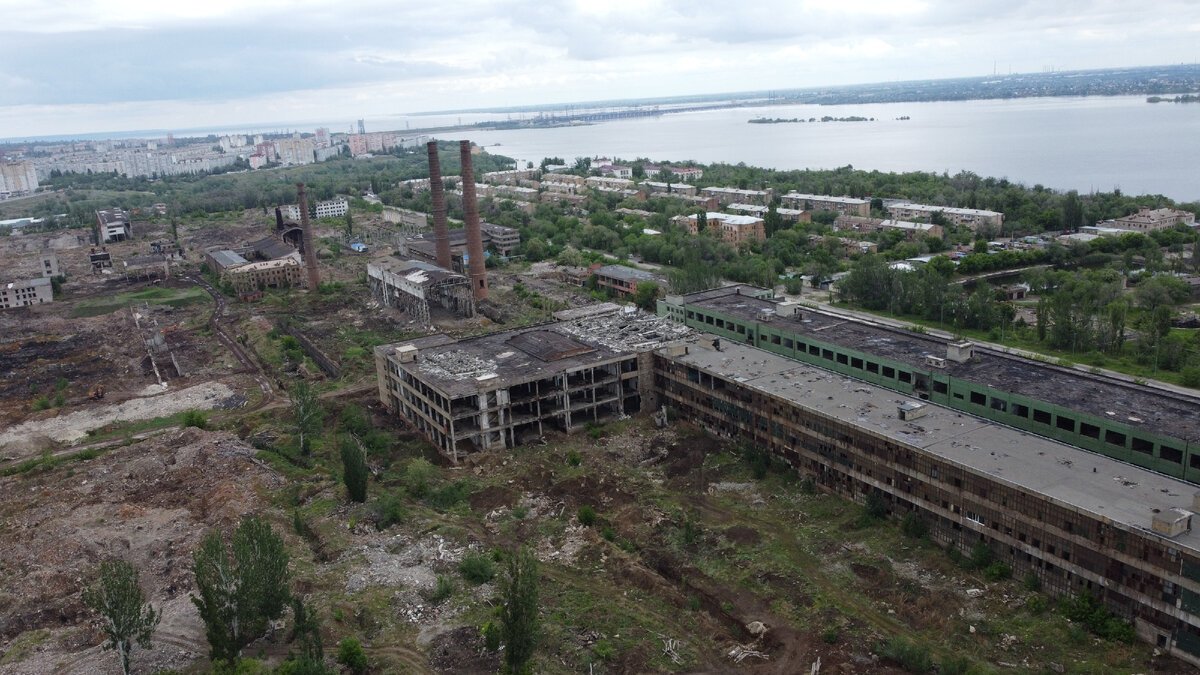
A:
[297,183,321,290]
[427,141,452,270]
[460,140,488,301]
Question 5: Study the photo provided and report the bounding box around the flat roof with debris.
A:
[368,257,468,288]
[676,287,1200,442]
[377,311,692,398]
[595,265,656,282]
[664,338,1200,555]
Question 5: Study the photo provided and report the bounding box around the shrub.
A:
[336,637,368,675]
[373,491,405,530]
[426,480,472,510]
[1026,594,1048,615]
[1022,572,1042,592]
[601,526,615,541]
[427,575,454,605]
[402,458,438,498]
[799,476,816,495]
[591,640,615,661]
[900,513,928,539]
[32,396,51,411]
[938,655,974,675]
[983,562,1012,581]
[459,552,496,584]
[577,505,597,527]
[969,542,995,570]
[1182,366,1200,388]
[680,517,700,547]
[1059,593,1135,643]
[863,492,888,520]
[821,626,840,644]
[566,450,582,467]
[878,636,933,673]
[481,621,501,652]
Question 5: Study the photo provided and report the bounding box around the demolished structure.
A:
[374,310,692,461]
[367,257,475,325]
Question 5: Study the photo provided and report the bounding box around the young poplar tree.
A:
[191,515,291,664]
[82,559,161,675]
[340,436,369,503]
[499,548,540,675]
[290,381,324,455]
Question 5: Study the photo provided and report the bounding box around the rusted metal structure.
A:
[427,141,452,269]
[296,183,320,289]
[459,140,488,301]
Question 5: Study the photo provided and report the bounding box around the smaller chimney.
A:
[297,183,321,289]
[460,140,488,301]
[274,207,284,231]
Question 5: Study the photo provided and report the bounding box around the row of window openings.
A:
[683,313,1188,468]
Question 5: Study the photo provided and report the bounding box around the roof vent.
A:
[1151,508,1192,538]
[925,355,947,369]
[898,401,928,421]
[395,345,418,363]
[946,340,974,363]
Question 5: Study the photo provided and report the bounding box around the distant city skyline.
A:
[1,0,1199,137]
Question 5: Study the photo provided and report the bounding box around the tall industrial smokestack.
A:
[296,183,321,290]
[427,141,452,269]
[460,140,488,301]
[274,207,284,231]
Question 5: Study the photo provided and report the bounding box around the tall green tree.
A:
[340,437,369,503]
[632,281,661,312]
[192,515,291,664]
[1062,190,1084,231]
[83,559,161,675]
[290,381,324,456]
[499,548,540,675]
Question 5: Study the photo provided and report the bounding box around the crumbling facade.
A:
[654,336,1200,666]
[95,208,131,243]
[367,258,475,325]
[375,311,691,462]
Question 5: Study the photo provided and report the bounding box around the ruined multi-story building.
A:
[366,257,474,326]
[374,312,692,462]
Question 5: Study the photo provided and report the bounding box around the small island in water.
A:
[1146,94,1200,103]
[748,115,911,124]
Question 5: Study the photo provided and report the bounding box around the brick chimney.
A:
[427,141,452,269]
[296,183,320,289]
[460,140,488,301]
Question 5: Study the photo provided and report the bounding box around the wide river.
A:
[424,96,1199,202]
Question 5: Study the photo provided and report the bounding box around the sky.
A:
[1,0,1198,138]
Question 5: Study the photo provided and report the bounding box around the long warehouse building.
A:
[657,286,1200,483]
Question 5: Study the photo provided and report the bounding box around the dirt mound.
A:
[427,626,500,673]
[0,428,281,674]
[724,525,761,546]
[469,485,515,511]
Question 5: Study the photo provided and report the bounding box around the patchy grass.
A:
[71,285,209,318]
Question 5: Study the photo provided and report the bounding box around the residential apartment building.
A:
[676,212,766,245]
[781,193,870,217]
[274,137,316,166]
[701,186,773,207]
[727,203,811,223]
[586,176,635,190]
[639,181,699,197]
[1107,208,1197,232]
[0,277,53,309]
[887,203,1004,230]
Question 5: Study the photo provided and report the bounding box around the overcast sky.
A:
[2,0,1198,138]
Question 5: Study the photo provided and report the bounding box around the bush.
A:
[1022,572,1041,592]
[1059,593,1135,643]
[1182,366,1200,388]
[402,458,438,498]
[821,626,840,644]
[481,621,501,652]
[900,513,928,539]
[680,517,700,547]
[863,492,888,520]
[373,491,405,530]
[1026,594,1048,615]
[459,552,496,584]
[427,575,454,605]
[426,480,472,510]
[969,542,994,570]
[336,637,368,675]
[565,450,582,467]
[340,438,368,503]
[878,636,933,673]
[32,396,51,411]
[577,505,597,527]
[983,562,1012,581]
[938,655,974,675]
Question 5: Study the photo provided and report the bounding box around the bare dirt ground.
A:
[0,428,281,675]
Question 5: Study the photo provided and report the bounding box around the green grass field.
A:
[70,286,209,318]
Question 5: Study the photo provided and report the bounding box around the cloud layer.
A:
[1,0,1197,136]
